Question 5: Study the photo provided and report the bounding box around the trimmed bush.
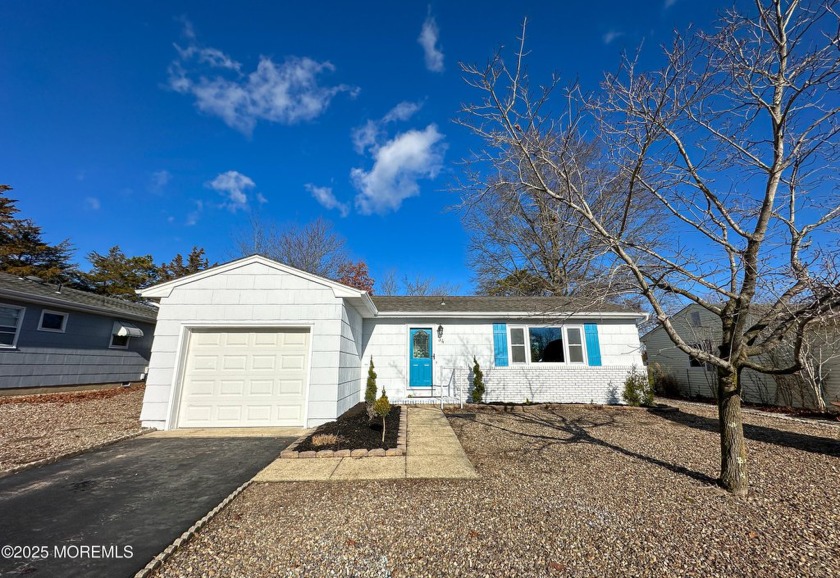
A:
[471,356,485,403]
[623,366,654,407]
[372,388,391,443]
[365,358,378,419]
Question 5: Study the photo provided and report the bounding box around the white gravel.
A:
[153,400,839,577]
[0,384,146,472]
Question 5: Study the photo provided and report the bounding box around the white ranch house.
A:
[139,256,646,429]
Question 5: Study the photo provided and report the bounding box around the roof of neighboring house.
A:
[371,296,642,318]
[0,272,158,323]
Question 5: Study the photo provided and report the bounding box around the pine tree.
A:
[365,358,378,418]
[82,246,159,301]
[159,246,212,281]
[471,356,485,403]
[0,185,77,282]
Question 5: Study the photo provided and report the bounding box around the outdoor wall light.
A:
[437,325,444,340]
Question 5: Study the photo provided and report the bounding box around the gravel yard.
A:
[154,400,839,578]
[0,384,146,472]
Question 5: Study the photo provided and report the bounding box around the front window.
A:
[510,325,586,365]
[0,305,25,348]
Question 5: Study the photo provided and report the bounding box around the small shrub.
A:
[372,388,392,443]
[365,358,378,419]
[649,362,681,397]
[623,366,654,407]
[471,356,485,403]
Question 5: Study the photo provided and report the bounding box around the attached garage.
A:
[176,328,311,428]
[138,256,374,431]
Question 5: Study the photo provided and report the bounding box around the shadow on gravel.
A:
[456,408,719,487]
[657,410,840,458]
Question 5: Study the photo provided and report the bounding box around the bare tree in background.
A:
[377,269,460,296]
[461,135,650,300]
[234,216,349,279]
[458,0,840,494]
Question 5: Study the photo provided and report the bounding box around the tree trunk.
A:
[381,417,386,443]
[717,369,749,495]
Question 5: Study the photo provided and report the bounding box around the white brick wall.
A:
[451,365,636,404]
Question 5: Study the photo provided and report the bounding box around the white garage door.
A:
[177,328,310,428]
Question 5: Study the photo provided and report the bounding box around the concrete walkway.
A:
[253,406,477,482]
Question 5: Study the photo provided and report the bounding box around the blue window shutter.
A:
[493,323,508,367]
[584,324,602,366]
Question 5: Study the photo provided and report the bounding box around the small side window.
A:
[689,311,702,327]
[38,310,68,333]
[509,327,527,363]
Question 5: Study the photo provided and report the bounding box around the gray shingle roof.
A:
[370,295,638,315]
[0,272,158,322]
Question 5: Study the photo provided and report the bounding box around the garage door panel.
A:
[248,380,274,395]
[225,332,249,346]
[222,356,247,371]
[177,329,310,428]
[283,332,307,346]
[250,355,276,371]
[195,333,222,346]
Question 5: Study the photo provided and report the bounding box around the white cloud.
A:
[602,30,624,45]
[306,184,349,217]
[664,0,679,8]
[85,197,100,210]
[206,170,257,211]
[168,24,357,134]
[352,100,423,153]
[418,11,444,73]
[351,124,446,215]
[150,169,171,192]
[186,200,203,226]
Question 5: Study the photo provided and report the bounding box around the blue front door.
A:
[409,328,433,387]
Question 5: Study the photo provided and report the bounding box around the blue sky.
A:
[1,0,722,293]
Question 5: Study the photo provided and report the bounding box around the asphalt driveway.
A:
[0,435,296,577]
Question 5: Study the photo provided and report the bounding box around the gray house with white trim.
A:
[138,256,645,430]
[0,272,157,389]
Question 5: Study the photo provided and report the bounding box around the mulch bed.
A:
[294,403,401,452]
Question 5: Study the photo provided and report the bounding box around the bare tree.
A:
[377,269,460,296]
[458,1,840,495]
[461,135,649,300]
[234,216,350,279]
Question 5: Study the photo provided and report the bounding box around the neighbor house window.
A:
[509,325,586,365]
[38,310,68,333]
[110,334,130,349]
[0,304,25,348]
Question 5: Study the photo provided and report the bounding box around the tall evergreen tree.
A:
[159,246,213,281]
[0,185,77,282]
[82,246,159,301]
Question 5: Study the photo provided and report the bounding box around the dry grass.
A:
[310,433,343,447]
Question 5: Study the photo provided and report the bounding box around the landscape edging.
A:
[280,405,407,458]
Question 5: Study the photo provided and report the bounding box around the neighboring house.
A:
[640,303,840,409]
[0,272,157,390]
[138,255,645,430]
